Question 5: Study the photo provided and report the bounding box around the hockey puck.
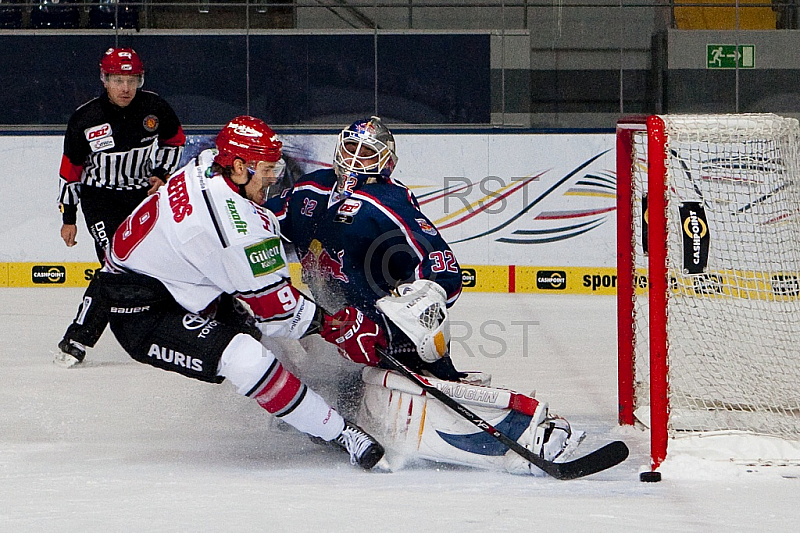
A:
[640,470,662,482]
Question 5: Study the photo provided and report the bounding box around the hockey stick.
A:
[295,290,628,479]
[377,348,629,480]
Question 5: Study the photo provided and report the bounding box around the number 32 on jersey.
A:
[429,250,458,273]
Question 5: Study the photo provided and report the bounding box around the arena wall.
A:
[0,132,618,294]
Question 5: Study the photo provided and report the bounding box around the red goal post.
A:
[616,114,800,472]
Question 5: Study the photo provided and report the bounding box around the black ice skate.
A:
[333,421,385,470]
[55,338,86,368]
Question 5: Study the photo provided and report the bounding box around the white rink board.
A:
[0,133,616,265]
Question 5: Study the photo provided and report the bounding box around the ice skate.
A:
[333,421,385,470]
[54,338,86,368]
[504,408,586,475]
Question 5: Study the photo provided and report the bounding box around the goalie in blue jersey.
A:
[266,116,480,383]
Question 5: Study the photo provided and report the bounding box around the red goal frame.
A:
[616,116,669,471]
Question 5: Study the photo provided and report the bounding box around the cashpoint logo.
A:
[461,268,477,288]
[32,265,66,284]
[536,270,567,290]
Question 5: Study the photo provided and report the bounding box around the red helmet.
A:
[214,116,283,167]
[100,47,144,76]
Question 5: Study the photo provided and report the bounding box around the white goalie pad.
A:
[361,367,539,415]
[358,367,578,475]
[376,279,449,363]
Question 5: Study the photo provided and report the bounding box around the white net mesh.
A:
[630,114,800,439]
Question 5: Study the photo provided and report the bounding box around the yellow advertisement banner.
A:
[0,262,620,295]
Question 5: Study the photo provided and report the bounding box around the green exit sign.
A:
[707,44,755,69]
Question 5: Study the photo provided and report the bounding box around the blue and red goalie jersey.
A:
[266,168,462,320]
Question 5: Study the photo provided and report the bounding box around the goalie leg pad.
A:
[362,367,533,415]
[358,369,562,473]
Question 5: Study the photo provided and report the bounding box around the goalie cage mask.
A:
[333,116,398,194]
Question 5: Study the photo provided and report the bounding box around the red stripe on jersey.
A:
[294,182,333,196]
[271,203,288,220]
[253,363,303,414]
[160,126,186,147]
[59,155,83,183]
[221,176,240,194]
[240,282,301,322]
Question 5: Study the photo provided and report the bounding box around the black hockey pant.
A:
[80,185,149,263]
[62,186,149,347]
[65,272,260,382]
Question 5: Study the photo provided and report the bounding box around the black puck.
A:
[640,470,662,482]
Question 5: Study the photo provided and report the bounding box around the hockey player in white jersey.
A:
[62,116,388,470]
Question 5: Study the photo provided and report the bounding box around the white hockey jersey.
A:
[106,151,317,340]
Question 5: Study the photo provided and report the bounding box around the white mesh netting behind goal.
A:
[628,114,800,443]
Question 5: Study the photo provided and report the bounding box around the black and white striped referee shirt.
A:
[58,90,185,224]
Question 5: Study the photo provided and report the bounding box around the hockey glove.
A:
[320,307,387,366]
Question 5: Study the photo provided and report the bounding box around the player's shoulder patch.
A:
[245,237,286,277]
[84,122,112,142]
[84,122,115,153]
[416,218,438,235]
[334,198,362,224]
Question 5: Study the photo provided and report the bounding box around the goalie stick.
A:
[294,288,629,479]
[377,348,629,480]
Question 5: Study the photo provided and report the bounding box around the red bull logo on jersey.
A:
[300,239,349,283]
[245,237,286,277]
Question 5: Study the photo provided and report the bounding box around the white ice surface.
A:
[2,289,799,532]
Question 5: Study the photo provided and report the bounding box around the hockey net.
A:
[617,114,800,469]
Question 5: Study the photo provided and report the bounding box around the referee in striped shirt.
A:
[56,47,185,366]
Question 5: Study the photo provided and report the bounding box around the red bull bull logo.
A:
[300,239,349,283]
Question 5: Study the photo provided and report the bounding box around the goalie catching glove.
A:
[376,280,450,364]
[318,306,387,366]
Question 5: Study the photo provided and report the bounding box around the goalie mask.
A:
[333,116,398,197]
[376,280,449,363]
